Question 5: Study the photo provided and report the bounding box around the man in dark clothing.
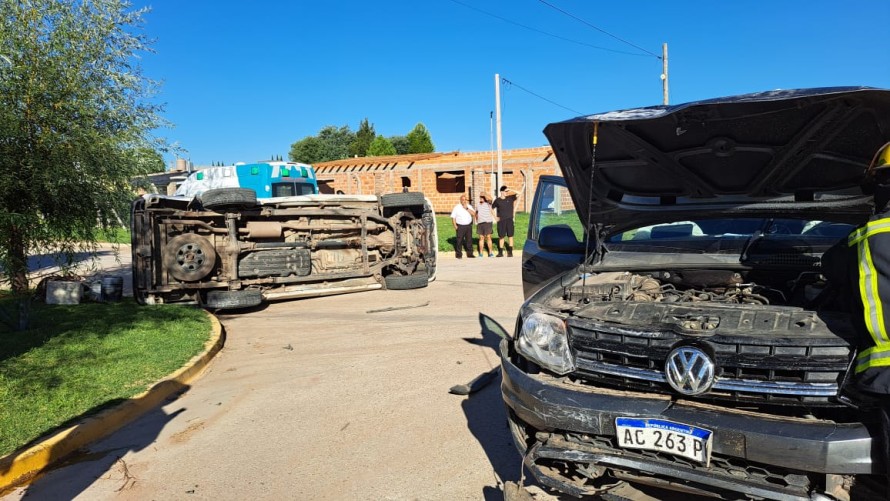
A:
[450,194,476,259]
[492,185,518,257]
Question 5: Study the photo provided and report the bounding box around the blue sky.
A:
[135,1,890,167]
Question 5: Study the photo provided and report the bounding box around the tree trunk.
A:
[17,296,30,331]
[9,224,29,294]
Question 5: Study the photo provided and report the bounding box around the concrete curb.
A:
[0,310,225,492]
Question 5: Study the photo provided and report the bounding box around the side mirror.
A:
[538,225,584,253]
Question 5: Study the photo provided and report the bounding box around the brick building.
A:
[314,146,561,214]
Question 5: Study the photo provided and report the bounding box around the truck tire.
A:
[203,289,263,310]
[384,271,429,290]
[200,188,257,211]
[163,234,217,282]
[380,192,426,208]
[380,192,425,217]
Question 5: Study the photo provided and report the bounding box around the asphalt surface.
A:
[23,243,133,297]
[6,254,533,500]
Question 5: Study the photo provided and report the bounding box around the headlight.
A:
[517,311,575,375]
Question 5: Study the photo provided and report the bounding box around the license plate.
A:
[615,417,712,465]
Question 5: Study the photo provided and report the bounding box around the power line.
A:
[501,77,585,116]
[445,0,653,58]
[536,0,661,59]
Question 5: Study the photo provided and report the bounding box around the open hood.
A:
[544,87,890,233]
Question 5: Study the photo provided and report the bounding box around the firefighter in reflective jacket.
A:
[846,142,890,484]
[853,143,890,395]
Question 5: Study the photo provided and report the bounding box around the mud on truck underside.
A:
[131,189,437,310]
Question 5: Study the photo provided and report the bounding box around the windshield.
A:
[605,218,854,255]
[272,182,316,197]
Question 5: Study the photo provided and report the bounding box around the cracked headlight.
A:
[517,311,575,375]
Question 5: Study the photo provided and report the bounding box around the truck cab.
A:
[175,162,319,199]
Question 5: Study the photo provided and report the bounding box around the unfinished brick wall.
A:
[313,147,561,214]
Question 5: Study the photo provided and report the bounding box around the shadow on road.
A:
[24,247,124,275]
[2,384,189,499]
[460,312,523,500]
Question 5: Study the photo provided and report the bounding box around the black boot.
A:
[506,244,513,257]
[497,248,504,257]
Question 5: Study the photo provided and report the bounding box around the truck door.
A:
[521,175,586,298]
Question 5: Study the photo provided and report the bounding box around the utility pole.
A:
[495,74,503,192]
[662,43,669,105]
[489,111,495,196]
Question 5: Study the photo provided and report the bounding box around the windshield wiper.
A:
[739,219,773,262]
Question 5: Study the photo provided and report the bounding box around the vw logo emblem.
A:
[665,346,716,396]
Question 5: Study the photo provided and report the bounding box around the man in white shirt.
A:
[450,195,476,258]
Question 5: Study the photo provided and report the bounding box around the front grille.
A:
[570,325,851,406]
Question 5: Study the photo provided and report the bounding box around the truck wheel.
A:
[203,289,263,310]
[384,271,429,290]
[200,188,257,211]
[380,192,425,217]
[380,192,426,208]
[163,234,217,282]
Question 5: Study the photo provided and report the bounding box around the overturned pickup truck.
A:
[131,188,437,309]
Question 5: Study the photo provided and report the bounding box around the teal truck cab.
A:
[175,161,319,198]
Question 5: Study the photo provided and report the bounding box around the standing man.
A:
[450,194,476,259]
[492,185,518,257]
[476,194,496,257]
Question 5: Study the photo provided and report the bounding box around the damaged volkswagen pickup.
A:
[501,87,890,500]
[131,184,437,310]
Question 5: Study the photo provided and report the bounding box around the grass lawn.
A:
[435,212,529,253]
[97,227,131,244]
[0,298,210,457]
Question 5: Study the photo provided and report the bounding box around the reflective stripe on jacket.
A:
[849,216,890,373]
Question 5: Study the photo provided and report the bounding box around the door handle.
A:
[522,261,536,271]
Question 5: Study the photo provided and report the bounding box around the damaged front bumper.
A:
[499,340,879,500]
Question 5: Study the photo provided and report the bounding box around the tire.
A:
[381,192,426,217]
[200,188,257,211]
[163,234,217,282]
[203,289,263,310]
[384,271,429,290]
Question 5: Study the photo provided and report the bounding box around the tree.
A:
[389,135,410,155]
[0,0,165,294]
[289,125,355,164]
[406,123,435,153]
[367,136,397,156]
[349,118,375,158]
[134,147,165,173]
[317,125,355,161]
[289,136,324,164]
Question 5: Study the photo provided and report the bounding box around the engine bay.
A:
[560,268,833,309]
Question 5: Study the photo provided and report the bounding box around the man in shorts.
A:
[492,185,518,257]
[475,193,495,257]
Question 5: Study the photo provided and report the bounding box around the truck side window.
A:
[535,183,583,242]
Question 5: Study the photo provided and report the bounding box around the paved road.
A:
[21,243,133,297]
[8,256,532,500]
